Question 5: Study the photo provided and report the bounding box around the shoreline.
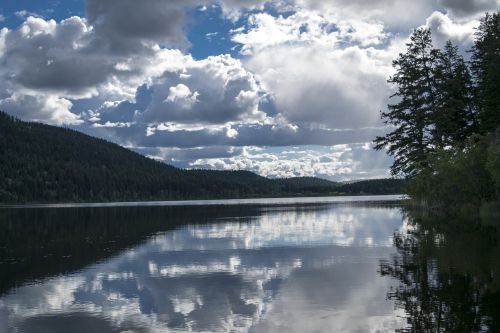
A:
[0,194,406,209]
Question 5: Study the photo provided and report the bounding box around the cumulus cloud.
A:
[138,55,264,124]
[0,15,196,124]
[0,11,266,126]
[166,83,199,106]
[425,11,479,49]
[233,11,387,55]
[232,11,399,129]
[0,0,493,178]
[0,93,81,125]
[0,17,117,123]
[292,0,440,31]
[2,17,111,98]
[247,45,391,128]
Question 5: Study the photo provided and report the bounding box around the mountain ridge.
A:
[0,112,406,203]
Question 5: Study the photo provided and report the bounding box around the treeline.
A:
[336,179,408,196]
[375,12,500,210]
[0,112,404,203]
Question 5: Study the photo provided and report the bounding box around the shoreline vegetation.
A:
[374,11,500,217]
[0,111,406,204]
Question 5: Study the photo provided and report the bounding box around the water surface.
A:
[1,196,498,332]
[0,194,403,209]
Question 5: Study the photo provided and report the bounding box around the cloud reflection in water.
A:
[0,204,407,332]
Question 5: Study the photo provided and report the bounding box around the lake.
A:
[0,195,498,332]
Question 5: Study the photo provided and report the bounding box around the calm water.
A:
[0,196,498,332]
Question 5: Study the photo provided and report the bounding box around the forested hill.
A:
[0,112,405,203]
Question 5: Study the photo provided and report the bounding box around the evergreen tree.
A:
[433,41,478,145]
[470,12,500,133]
[372,12,500,209]
[374,28,439,177]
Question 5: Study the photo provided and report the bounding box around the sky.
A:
[0,0,497,180]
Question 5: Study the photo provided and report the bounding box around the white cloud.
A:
[232,11,387,55]
[248,45,392,128]
[205,31,219,41]
[232,11,400,129]
[425,11,479,49]
[165,83,199,108]
[0,17,109,123]
[190,144,392,180]
[0,0,493,178]
[292,0,440,31]
[0,93,81,125]
[2,17,105,98]
[0,15,201,124]
[138,54,265,125]
[0,28,7,58]
[133,122,387,149]
[14,10,43,19]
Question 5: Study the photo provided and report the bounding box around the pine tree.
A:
[433,41,477,145]
[470,12,500,133]
[374,28,439,177]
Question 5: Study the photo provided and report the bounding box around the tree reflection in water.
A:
[380,208,500,332]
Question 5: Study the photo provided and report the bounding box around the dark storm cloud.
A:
[439,0,500,18]
[84,0,269,52]
[85,0,193,52]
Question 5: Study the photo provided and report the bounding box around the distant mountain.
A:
[0,112,406,203]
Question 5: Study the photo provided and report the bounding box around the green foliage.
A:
[486,130,500,193]
[374,11,500,210]
[433,41,478,144]
[470,12,500,133]
[374,28,438,177]
[336,178,407,195]
[408,135,496,209]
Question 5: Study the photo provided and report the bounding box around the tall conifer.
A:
[374,29,439,177]
[470,12,500,133]
[433,41,477,145]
